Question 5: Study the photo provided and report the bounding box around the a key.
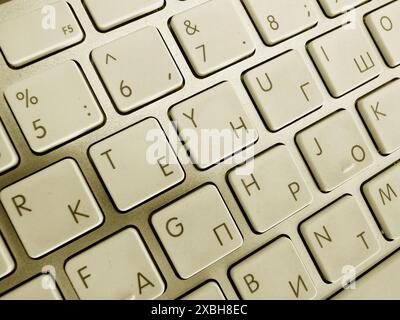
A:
[181,282,226,300]
[230,237,316,300]
[0,1,83,68]
[170,0,255,77]
[357,80,400,155]
[300,196,380,282]
[318,0,369,18]
[89,118,184,212]
[363,161,400,240]
[84,0,164,31]
[169,82,258,170]
[365,1,400,68]
[91,26,183,114]
[0,121,18,174]
[333,250,400,300]
[296,110,373,192]
[151,184,243,279]
[4,61,104,153]
[65,228,164,300]
[229,145,312,233]
[0,234,14,279]
[1,275,62,300]
[243,51,323,131]
[307,25,381,97]
[0,159,104,258]
[242,0,318,46]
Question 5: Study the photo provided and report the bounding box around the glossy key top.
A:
[0,1,84,67]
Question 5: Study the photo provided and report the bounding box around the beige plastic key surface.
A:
[365,1,400,68]
[0,1,83,67]
[182,282,226,300]
[300,196,380,282]
[91,26,183,113]
[318,0,369,17]
[230,237,316,300]
[0,159,104,258]
[307,25,381,97]
[333,250,400,300]
[89,118,184,212]
[243,0,318,45]
[152,184,243,279]
[169,82,258,169]
[4,61,104,153]
[296,110,374,192]
[170,0,255,77]
[243,50,323,131]
[0,121,18,174]
[229,145,312,233]
[358,79,400,155]
[1,275,62,300]
[363,161,400,240]
[0,235,14,279]
[84,0,164,31]
[65,228,164,300]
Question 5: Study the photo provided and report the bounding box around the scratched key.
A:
[296,110,374,192]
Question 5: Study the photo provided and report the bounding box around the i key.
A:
[307,24,381,97]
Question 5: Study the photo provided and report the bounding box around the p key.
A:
[0,159,104,258]
[296,110,373,192]
[152,184,243,279]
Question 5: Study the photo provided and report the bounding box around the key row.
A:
[0,152,399,297]
[2,0,398,76]
[0,192,386,299]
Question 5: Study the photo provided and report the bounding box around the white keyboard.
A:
[0,0,400,300]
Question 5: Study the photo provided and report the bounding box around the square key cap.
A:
[91,26,183,113]
[170,0,255,77]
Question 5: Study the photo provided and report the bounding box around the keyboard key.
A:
[333,250,400,300]
[243,0,318,45]
[0,159,104,258]
[169,82,258,169]
[0,1,83,68]
[1,275,63,300]
[84,0,164,31]
[318,0,369,17]
[229,145,312,233]
[0,234,14,279]
[296,110,373,192]
[4,61,104,153]
[363,161,400,240]
[231,237,316,300]
[0,121,18,174]
[170,0,255,77]
[65,228,164,300]
[357,80,400,155]
[92,26,183,114]
[300,196,380,282]
[89,118,184,212]
[152,184,243,279]
[182,282,226,300]
[243,51,323,131]
[365,1,400,68]
[307,25,381,97]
